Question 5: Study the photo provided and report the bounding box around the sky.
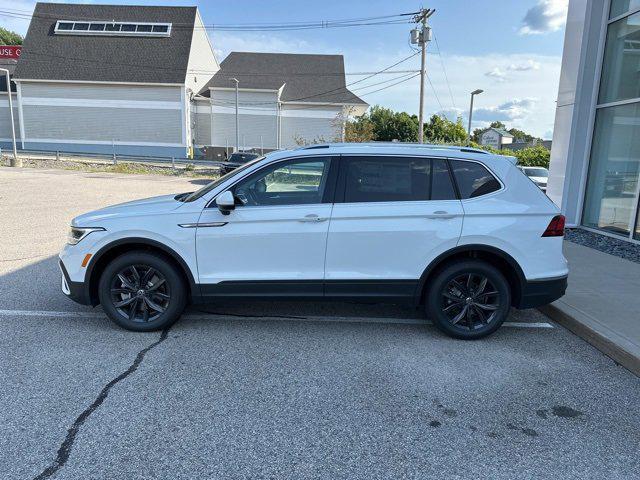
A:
[0,0,569,139]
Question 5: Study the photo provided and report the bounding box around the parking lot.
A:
[1,167,639,479]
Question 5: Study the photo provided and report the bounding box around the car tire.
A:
[426,260,511,340]
[98,251,188,332]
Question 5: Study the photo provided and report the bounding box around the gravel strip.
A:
[565,228,640,264]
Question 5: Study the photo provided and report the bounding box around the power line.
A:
[0,9,416,31]
[432,32,456,110]
[426,73,443,111]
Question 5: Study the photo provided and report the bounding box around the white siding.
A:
[23,105,182,143]
[191,101,212,146]
[20,83,181,101]
[185,11,219,94]
[0,94,20,140]
[19,82,184,146]
[280,104,342,148]
[211,88,278,149]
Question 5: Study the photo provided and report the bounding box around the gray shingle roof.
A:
[14,3,196,84]
[200,52,367,105]
[491,128,514,138]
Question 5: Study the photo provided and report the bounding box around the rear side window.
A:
[450,160,501,198]
[342,156,456,203]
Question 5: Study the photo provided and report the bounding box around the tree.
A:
[344,116,375,142]
[0,28,23,45]
[368,105,418,142]
[423,114,467,144]
[489,121,506,130]
[507,127,535,143]
[511,145,550,168]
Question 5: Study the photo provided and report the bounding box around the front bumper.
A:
[516,275,567,309]
[59,259,92,305]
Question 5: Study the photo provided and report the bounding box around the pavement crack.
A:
[32,328,171,480]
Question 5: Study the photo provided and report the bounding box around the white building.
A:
[6,3,367,159]
[548,0,640,243]
[192,52,368,153]
[479,128,514,149]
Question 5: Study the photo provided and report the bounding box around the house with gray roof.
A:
[192,52,368,152]
[12,2,218,157]
[479,127,514,149]
[9,3,367,157]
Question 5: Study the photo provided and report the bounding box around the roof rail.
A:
[299,142,488,154]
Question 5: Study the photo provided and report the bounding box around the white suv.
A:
[59,144,568,339]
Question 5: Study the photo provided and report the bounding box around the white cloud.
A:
[485,67,507,82]
[508,60,541,71]
[519,0,569,35]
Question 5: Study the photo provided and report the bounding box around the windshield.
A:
[229,153,259,163]
[183,156,265,202]
[523,167,548,177]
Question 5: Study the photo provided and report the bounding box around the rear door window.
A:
[450,160,501,199]
[340,156,457,203]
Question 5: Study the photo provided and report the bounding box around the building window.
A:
[583,103,640,235]
[582,2,640,240]
[54,21,172,37]
[610,0,640,19]
[598,11,640,104]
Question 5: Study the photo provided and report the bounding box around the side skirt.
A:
[197,280,418,304]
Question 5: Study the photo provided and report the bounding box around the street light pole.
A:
[230,78,239,153]
[0,68,19,166]
[467,89,484,143]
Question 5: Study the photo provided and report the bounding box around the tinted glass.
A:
[121,24,136,32]
[343,157,431,203]
[234,158,330,206]
[137,24,153,32]
[431,159,457,200]
[89,23,105,31]
[73,23,90,31]
[152,25,169,32]
[105,24,121,31]
[57,22,73,30]
[599,11,640,104]
[450,160,501,199]
[610,0,640,18]
[583,103,640,236]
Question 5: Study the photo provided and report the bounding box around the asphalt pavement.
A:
[1,167,639,480]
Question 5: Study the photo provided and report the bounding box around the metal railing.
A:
[0,147,233,170]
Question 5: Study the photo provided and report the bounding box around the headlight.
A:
[67,226,105,245]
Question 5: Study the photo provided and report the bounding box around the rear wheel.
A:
[98,251,187,331]
[426,260,511,339]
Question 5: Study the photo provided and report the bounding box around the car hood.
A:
[72,193,184,226]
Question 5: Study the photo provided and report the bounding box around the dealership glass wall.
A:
[583,3,640,240]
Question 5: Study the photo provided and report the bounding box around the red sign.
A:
[0,46,21,60]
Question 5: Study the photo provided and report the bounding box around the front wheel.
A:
[98,251,188,332]
[426,260,511,340]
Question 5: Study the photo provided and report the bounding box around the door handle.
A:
[298,214,328,223]
[427,211,456,219]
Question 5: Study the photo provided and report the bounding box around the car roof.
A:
[264,142,518,166]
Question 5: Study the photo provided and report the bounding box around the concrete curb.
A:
[539,302,640,377]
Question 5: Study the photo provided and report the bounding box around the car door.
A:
[195,155,336,298]
[324,155,464,300]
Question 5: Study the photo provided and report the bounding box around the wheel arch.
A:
[85,237,198,306]
[414,244,526,307]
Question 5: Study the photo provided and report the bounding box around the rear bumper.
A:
[59,259,92,305]
[516,275,567,309]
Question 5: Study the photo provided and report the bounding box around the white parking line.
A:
[0,309,554,328]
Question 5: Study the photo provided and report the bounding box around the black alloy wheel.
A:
[110,264,170,323]
[98,251,187,331]
[426,260,511,339]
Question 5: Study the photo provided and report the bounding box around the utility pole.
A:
[0,68,19,167]
[467,89,484,143]
[412,8,434,144]
[230,78,239,153]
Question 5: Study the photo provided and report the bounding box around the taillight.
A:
[542,215,565,237]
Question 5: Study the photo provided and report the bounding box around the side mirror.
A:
[216,190,235,215]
